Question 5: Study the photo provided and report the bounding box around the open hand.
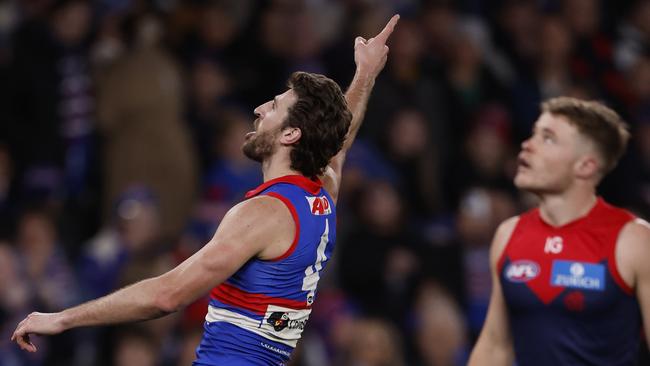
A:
[354,14,400,80]
[11,312,65,352]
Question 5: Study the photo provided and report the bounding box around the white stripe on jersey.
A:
[206,305,312,348]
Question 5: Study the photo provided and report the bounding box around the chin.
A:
[514,175,537,192]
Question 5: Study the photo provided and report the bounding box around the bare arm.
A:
[11,196,294,352]
[468,216,518,366]
[322,15,399,201]
[617,219,650,348]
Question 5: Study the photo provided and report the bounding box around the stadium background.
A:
[0,0,649,365]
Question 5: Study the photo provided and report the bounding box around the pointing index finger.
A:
[373,14,400,45]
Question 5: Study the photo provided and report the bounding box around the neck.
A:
[261,154,302,182]
[537,185,598,227]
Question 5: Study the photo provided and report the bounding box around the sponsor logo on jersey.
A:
[306,196,331,215]
[544,236,563,254]
[505,260,540,282]
[551,260,605,291]
[267,312,307,332]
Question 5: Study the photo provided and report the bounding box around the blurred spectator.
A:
[112,327,158,366]
[203,108,262,204]
[295,290,359,366]
[511,15,575,137]
[414,281,468,366]
[442,17,509,146]
[186,57,234,172]
[338,182,424,320]
[7,0,101,248]
[346,318,406,366]
[381,108,444,215]
[0,242,37,366]
[614,0,650,73]
[446,103,517,208]
[562,0,632,108]
[175,328,203,366]
[455,187,516,340]
[362,16,450,165]
[16,208,79,311]
[78,185,162,299]
[97,10,198,239]
[492,0,541,78]
[0,145,16,239]
[15,207,81,365]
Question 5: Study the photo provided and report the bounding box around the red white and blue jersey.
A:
[193,175,336,366]
[499,198,641,366]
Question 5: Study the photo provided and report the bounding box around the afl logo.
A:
[505,260,540,282]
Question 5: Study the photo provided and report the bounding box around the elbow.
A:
[154,294,181,314]
[152,278,183,314]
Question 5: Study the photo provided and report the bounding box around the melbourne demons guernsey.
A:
[193,175,336,366]
[499,197,641,365]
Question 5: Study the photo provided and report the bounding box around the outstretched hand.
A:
[11,312,65,353]
[354,14,399,80]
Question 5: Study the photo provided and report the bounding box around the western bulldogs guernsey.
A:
[193,175,336,366]
[498,197,641,366]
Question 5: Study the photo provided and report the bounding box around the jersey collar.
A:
[245,175,323,198]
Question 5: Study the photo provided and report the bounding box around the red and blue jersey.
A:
[193,175,336,366]
[499,198,641,365]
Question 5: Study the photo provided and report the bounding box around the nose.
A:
[521,137,532,151]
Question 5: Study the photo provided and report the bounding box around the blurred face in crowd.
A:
[387,109,429,159]
[540,16,572,63]
[562,0,599,37]
[114,333,157,366]
[515,112,598,194]
[51,0,92,46]
[243,89,298,162]
[17,212,56,255]
[360,182,402,234]
[116,199,160,253]
[349,319,402,366]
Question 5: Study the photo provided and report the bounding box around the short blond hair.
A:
[541,97,630,173]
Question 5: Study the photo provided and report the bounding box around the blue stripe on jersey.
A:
[193,321,292,366]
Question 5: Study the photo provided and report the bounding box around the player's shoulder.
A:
[617,218,650,276]
[495,216,521,244]
[225,195,294,230]
[490,215,521,264]
[618,218,650,251]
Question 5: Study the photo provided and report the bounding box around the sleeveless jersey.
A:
[193,175,336,366]
[498,197,641,365]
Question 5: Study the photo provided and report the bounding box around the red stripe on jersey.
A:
[246,175,322,198]
[264,192,300,261]
[211,282,308,315]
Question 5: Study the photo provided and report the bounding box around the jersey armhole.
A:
[264,192,300,261]
[496,217,521,274]
[608,219,635,295]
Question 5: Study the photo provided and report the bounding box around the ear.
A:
[574,154,600,180]
[280,127,302,145]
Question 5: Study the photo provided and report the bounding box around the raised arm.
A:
[11,196,294,352]
[321,15,399,201]
[468,216,518,366]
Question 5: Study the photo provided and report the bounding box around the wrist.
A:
[56,310,72,332]
[353,68,376,88]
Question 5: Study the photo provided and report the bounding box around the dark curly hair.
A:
[283,72,352,179]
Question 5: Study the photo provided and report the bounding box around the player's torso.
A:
[499,198,641,366]
[194,175,336,366]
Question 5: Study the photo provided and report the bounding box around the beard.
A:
[242,128,279,163]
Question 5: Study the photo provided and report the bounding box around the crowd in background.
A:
[0,0,649,365]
